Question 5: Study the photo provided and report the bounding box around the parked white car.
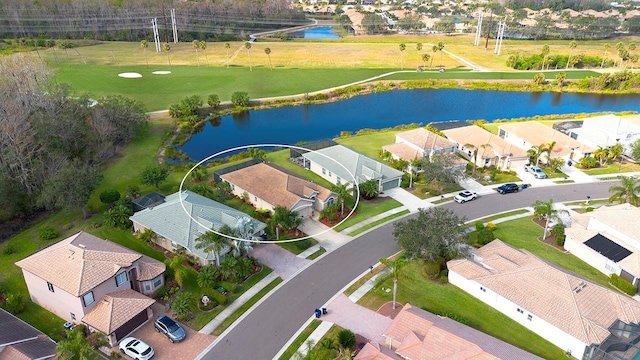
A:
[119,337,154,360]
[454,190,478,203]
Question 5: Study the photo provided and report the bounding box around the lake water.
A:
[290,26,340,39]
[178,89,640,161]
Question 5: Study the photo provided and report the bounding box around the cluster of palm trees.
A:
[397,42,443,70]
[270,205,303,240]
[195,224,253,266]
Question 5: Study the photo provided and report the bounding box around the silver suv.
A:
[154,315,186,343]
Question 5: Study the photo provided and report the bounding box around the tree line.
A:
[0,55,148,227]
[0,0,304,42]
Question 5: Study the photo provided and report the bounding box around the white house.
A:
[564,203,640,287]
[448,240,640,359]
[568,114,640,155]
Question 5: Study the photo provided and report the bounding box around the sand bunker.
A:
[152,71,171,75]
[118,72,142,78]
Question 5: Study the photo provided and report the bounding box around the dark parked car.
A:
[154,315,186,343]
[496,183,520,194]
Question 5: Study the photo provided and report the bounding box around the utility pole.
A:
[171,8,178,43]
[162,3,170,44]
[484,10,493,50]
[474,10,483,46]
[152,18,161,52]
[495,21,506,55]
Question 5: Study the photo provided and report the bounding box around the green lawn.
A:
[348,210,410,236]
[335,130,398,159]
[277,238,318,255]
[582,161,640,175]
[357,260,568,360]
[542,167,568,179]
[334,198,403,232]
[277,319,322,360]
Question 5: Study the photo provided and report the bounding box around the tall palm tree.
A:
[593,146,611,167]
[56,326,106,360]
[199,40,208,65]
[225,42,231,68]
[602,43,611,68]
[430,45,438,68]
[437,41,445,68]
[421,53,430,68]
[541,44,549,70]
[464,143,478,174]
[399,43,406,70]
[566,40,577,69]
[532,199,566,240]
[379,255,408,310]
[192,40,200,67]
[162,42,171,69]
[331,183,352,215]
[168,254,189,287]
[245,42,252,71]
[528,144,545,165]
[140,40,149,68]
[609,176,640,206]
[195,230,229,266]
[416,42,423,52]
[264,47,272,70]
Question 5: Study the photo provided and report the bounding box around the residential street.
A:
[197,181,614,360]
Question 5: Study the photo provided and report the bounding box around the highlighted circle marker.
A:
[179,144,360,243]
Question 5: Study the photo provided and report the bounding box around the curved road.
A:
[198,182,614,360]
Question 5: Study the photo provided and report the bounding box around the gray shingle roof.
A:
[0,308,56,359]
[302,145,403,184]
[130,190,266,260]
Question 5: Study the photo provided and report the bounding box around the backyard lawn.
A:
[582,161,640,175]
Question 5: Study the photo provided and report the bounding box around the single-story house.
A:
[130,190,266,266]
[132,192,166,212]
[15,232,165,346]
[0,308,57,360]
[355,303,542,360]
[564,203,640,287]
[300,144,404,192]
[498,122,594,163]
[381,128,456,163]
[219,162,337,218]
[448,239,640,359]
[443,124,530,170]
[568,114,640,155]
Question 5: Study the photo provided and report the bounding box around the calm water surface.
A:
[179,89,640,161]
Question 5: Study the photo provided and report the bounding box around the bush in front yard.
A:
[38,225,59,241]
[610,274,637,296]
[3,292,25,314]
[208,289,227,305]
[338,329,356,349]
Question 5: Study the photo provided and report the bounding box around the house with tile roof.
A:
[0,308,57,360]
[443,125,530,170]
[300,144,403,192]
[567,114,640,156]
[130,190,266,266]
[448,240,640,359]
[219,162,337,219]
[564,203,640,287]
[381,128,457,163]
[15,232,165,346]
[498,122,594,164]
[355,303,542,360]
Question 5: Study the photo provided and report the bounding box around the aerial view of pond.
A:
[178,89,640,161]
[290,26,341,39]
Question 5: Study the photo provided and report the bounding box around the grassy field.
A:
[334,198,403,232]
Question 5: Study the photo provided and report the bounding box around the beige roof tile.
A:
[448,240,640,345]
[15,232,146,296]
[382,143,421,161]
[137,256,165,281]
[396,128,456,151]
[221,163,334,209]
[442,125,528,158]
[82,289,155,334]
[498,122,595,154]
[354,342,396,360]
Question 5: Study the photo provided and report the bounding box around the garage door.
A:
[114,310,148,341]
[382,179,399,191]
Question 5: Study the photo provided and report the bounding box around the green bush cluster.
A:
[219,281,236,293]
[610,274,637,296]
[38,225,59,241]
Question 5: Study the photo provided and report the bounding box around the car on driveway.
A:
[530,166,547,179]
[496,183,520,194]
[454,190,478,203]
[119,337,154,360]
[154,315,186,343]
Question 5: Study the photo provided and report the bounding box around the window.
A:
[70,313,76,321]
[231,184,235,190]
[517,308,524,314]
[480,286,486,292]
[82,292,94,307]
[254,196,257,202]
[328,171,332,177]
[144,281,151,291]
[527,314,533,321]
[47,282,54,293]
[322,168,326,175]
[336,177,341,184]
[115,272,128,287]
[153,276,162,288]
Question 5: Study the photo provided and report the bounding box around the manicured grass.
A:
[542,167,568,179]
[475,172,521,185]
[277,319,322,360]
[492,217,614,289]
[277,238,319,255]
[465,209,531,226]
[334,198,403,232]
[582,161,640,175]
[553,179,575,184]
[335,130,398,159]
[348,210,410,236]
[410,182,464,199]
[211,277,283,336]
[265,149,335,189]
[357,260,568,360]
[432,196,454,204]
[306,247,326,260]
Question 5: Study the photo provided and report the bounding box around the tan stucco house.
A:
[15,232,165,346]
[382,127,457,162]
[219,162,337,218]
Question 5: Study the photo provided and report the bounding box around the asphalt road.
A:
[198,182,614,360]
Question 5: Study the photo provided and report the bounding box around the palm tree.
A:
[464,143,478,174]
[331,183,352,215]
[609,176,640,206]
[566,40,577,69]
[192,40,200,67]
[379,255,408,310]
[609,143,624,163]
[593,146,611,167]
[421,53,430,68]
[602,43,611,68]
[199,40,208,65]
[437,41,445,68]
[220,256,239,282]
[271,205,295,239]
[225,42,231,68]
[195,230,229,266]
[196,265,220,289]
[416,42,423,52]
[616,42,626,67]
[56,325,106,360]
[140,40,149,68]
[168,254,189,287]
[430,45,438,68]
[163,42,171,69]
[528,144,545,165]
[541,44,549,70]
[264,47,272,70]
[399,43,406,70]
[245,42,252,71]
[532,199,566,240]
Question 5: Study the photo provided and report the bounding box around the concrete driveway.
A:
[115,303,214,360]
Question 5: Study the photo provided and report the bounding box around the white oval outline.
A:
[178,143,361,243]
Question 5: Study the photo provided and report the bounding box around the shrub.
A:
[99,189,121,205]
[38,226,59,241]
[219,281,236,293]
[422,261,440,279]
[110,351,123,359]
[207,94,220,108]
[585,207,594,212]
[475,223,485,232]
[440,269,449,283]
[485,222,497,231]
[208,289,227,305]
[231,91,250,107]
[171,291,194,317]
[3,292,25,314]
[552,223,566,246]
[337,329,356,349]
[2,243,16,255]
[610,274,637,296]
[476,228,495,246]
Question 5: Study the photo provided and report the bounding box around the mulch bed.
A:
[318,206,354,228]
[376,301,404,319]
[531,217,565,252]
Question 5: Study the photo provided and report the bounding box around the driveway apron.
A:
[321,294,392,344]
[251,243,310,279]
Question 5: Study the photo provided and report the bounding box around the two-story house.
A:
[15,232,165,346]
